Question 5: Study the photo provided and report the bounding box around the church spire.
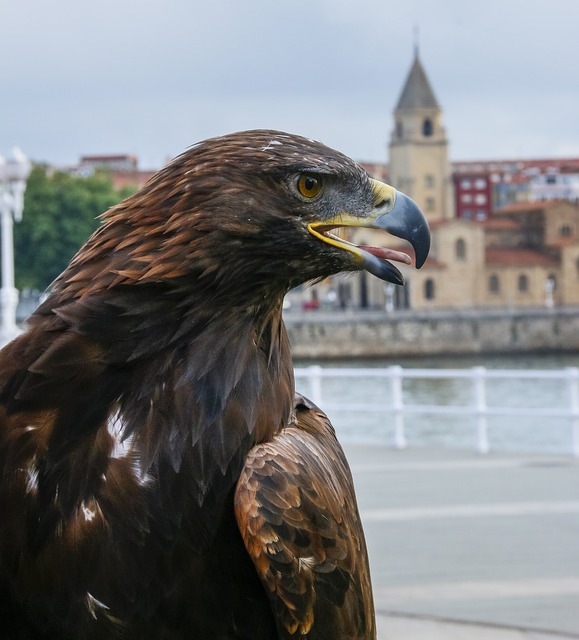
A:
[413,24,419,58]
[395,51,439,111]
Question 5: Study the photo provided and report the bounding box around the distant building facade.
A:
[79,154,138,172]
[452,168,493,221]
[343,51,579,312]
[70,154,156,191]
[453,158,579,219]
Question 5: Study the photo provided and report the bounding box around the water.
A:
[294,353,579,455]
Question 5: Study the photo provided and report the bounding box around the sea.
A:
[294,353,579,456]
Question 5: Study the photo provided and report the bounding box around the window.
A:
[424,279,435,300]
[475,178,487,190]
[488,274,500,293]
[425,174,435,188]
[475,194,487,205]
[455,238,466,260]
[461,194,473,203]
[560,225,572,237]
[426,197,435,211]
[518,274,529,292]
[462,210,473,220]
[423,118,433,136]
[461,179,472,189]
[396,121,403,139]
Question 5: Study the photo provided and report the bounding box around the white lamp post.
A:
[0,148,31,346]
[544,276,555,310]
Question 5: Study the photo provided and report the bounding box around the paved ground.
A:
[343,445,579,639]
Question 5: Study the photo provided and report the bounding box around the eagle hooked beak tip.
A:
[369,181,431,269]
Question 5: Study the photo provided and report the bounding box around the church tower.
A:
[389,51,454,221]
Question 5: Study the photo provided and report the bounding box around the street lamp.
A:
[0,148,31,346]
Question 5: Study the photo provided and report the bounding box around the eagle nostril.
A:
[374,198,392,211]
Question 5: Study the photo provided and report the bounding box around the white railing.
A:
[294,366,579,457]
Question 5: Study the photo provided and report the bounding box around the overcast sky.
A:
[1,0,577,169]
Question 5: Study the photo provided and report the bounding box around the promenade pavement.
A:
[343,445,579,639]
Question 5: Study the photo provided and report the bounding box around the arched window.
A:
[396,121,403,139]
[422,118,433,136]
[560,225,572,237]
[455,238,466,260]
[424,279,435,300]
[518,273,529,292]
[488,274,500,293]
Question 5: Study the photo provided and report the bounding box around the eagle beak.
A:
[307,178,430,285]
[368,179,431,269]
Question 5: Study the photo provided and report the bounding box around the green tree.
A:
[14,166,135,291]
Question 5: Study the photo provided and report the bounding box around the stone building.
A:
[388,52,455,223]
[339,52,579,313]
[487,200,579,307]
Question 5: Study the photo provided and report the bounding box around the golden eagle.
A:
[0,130,429,639]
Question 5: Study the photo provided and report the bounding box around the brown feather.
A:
[235,395,375,639]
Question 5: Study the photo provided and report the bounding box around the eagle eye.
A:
[294,174,323,200]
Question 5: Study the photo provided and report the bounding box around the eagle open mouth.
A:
[308,186,430,286]
[315,226,413,265]
[308,222,414,285]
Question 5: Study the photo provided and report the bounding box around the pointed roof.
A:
[396,54,439,110]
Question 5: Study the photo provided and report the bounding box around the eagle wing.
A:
[234,394,376,639]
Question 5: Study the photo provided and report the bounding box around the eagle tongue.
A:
[358,245,412,265]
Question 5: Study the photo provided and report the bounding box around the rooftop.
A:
[480,218,522,230]
[485,247,559,267]
[495,199,578,215]
[395,54,439,111]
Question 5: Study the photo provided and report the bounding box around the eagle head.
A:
[59,129,429,305]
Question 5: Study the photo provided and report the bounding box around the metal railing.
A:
[294,366,579,457]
